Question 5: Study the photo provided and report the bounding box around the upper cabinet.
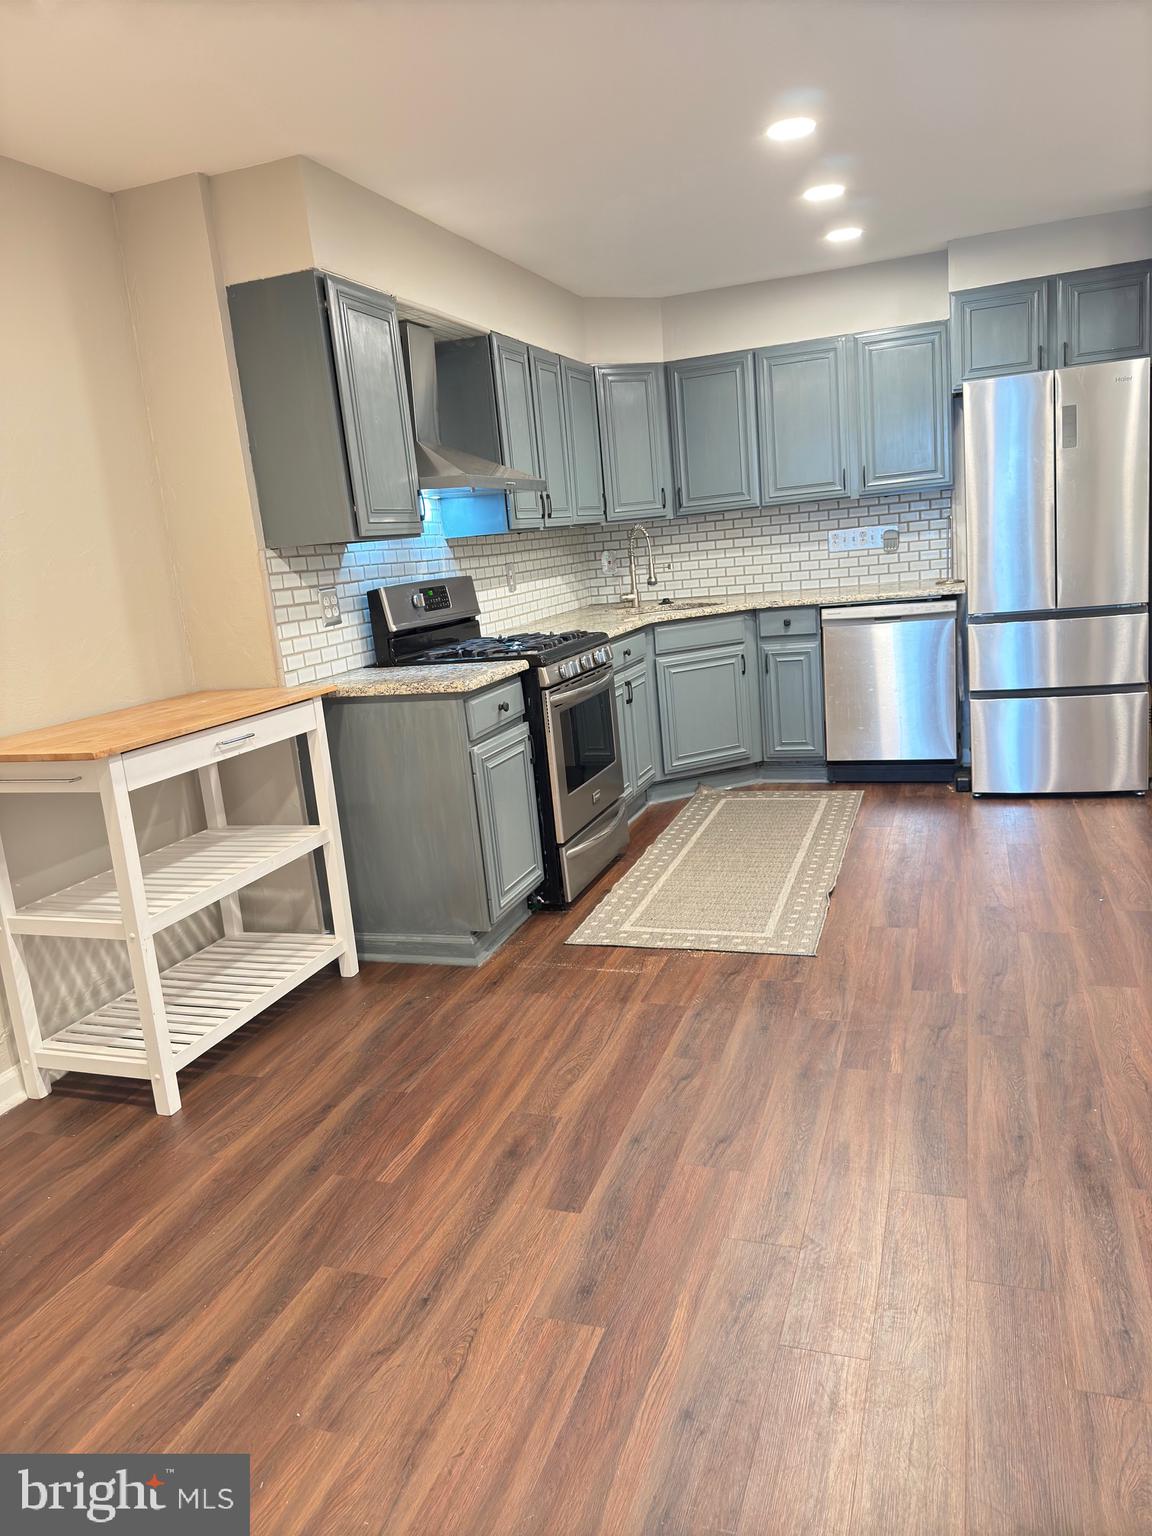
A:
[528,347,574,525]
[562,358,607,523]
[491,333,547,530]
[596,363,674,521]
[950,278,1049,388]
[854,322,952,493]
[951,260,1152,386]
[1056,262,1152,367]
[756,338,851,503]
[228,270,422,545]
[667,351,760,514]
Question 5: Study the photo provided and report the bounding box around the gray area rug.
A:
[566,786,863,956]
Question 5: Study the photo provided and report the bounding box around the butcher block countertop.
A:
[0,686,333,762]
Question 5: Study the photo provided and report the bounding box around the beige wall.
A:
[948,206,1152,292]
[583,297,666,364]
[660,252,950,360]
[0,157,194,1080]
[114,173,280,688]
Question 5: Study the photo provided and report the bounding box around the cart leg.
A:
[100,760,181,1115]
[0,833,51,1100]
[304,701,359,978]
[197,763,244,938]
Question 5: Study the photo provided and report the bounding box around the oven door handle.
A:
[546,672,613,710]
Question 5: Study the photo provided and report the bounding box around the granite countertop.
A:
[544,580,966,640]
[325,660,528,698]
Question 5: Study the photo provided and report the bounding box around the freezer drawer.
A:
[971,689,1149,794]
[968,611,1149,692]
[823,601,957,762]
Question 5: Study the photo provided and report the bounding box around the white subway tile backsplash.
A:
[267,491,952,684]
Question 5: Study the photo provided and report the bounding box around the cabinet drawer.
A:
[122,700,319,791]
[465,678,526,740]
[614,630,649,667]
[653,613,747,654]
[758,607,819,639]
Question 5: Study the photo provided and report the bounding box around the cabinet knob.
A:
[623,648,632,658]
[783,617,791,627]
[498,701,510,713]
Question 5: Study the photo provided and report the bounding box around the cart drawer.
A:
[122,699,318,789]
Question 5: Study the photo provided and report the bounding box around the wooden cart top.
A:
[0,687,333,763]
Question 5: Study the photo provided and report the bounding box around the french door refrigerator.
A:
[964,357,1150,794]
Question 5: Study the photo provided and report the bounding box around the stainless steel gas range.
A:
[369,576,628,905]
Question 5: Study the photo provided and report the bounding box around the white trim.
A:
[0,1062,28,1116]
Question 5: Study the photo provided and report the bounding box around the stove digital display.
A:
[420,586,451,612]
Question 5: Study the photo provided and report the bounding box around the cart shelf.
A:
[9,824,329,940]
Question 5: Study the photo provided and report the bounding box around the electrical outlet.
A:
[828,525,899,553]
[318,586,342,627]
[505,563,517,594]
[600,551,616,574]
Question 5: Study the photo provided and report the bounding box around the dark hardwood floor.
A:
[3,784,1152,1534]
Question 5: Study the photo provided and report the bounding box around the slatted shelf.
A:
[9,825,328,939]
[34,933,343,1077]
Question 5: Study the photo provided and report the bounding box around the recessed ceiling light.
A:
[825,225,863,243]
[802,183,845,203]
[765,116,816,142]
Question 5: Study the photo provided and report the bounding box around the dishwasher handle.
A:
[822,600,958,624]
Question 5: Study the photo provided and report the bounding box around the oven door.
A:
[542,670,625,844]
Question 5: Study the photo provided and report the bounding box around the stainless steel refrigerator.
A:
[964,358,1150,795]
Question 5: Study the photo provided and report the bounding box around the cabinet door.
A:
[529,348,574,524]
[656,644,756,775]
[855,323,952,492]
[470,723,544,921]
[491,334,546,530]
[1056,263,1152,367]
[563,358,606,522]
[615,676,635,800]
[625,663,658,791]
[762,640,825,759]
[597,363,674,521]
[757,338,851,502]
[325,276,421,538]
[950,279,1049,387]
[668,351,760,513]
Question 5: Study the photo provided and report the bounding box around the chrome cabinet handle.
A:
[214,732,255,752]
[0,774,82,783]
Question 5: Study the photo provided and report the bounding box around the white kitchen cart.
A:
[0,688,357,1115]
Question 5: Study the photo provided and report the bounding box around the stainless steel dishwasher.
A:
[822,599,958,782]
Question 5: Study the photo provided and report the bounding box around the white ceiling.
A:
[2,0,1150,298]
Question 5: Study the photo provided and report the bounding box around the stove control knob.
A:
[559,660,576,680]
[579,653,595,672]
[411,592,426,610]
[594,646,609,666]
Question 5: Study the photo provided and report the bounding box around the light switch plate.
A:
[828,525,899,553]
[318,586,342,627]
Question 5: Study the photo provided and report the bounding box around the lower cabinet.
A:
[761,639,825,759]
[470,722,545,921]
[615,659,658,800]
[656,641,758,776]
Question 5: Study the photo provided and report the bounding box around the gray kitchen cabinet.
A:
[854,322,952,492]
[950,278,1050,387]
[1056,261,1152,367]
[326,683,542,964]
[597,363,674,521]
[492,333,547,530]
[616,658,658,799]
[529,347,574,525]
[227,269,422,545]
[656,642,757,776]
[563,358,607,522]
[761,638,825,759]
[757,337,852,502]
[667,351,760,513]
[470,722,545,920]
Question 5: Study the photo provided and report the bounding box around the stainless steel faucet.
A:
[624,523,658,611]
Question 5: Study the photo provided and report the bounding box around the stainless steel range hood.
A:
[400,321,545,494]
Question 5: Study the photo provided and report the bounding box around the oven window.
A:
[559,687,616,792]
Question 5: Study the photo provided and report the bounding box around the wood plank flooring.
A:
[3,785,1152,1534]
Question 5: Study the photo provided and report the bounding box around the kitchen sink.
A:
[606,598,726,612]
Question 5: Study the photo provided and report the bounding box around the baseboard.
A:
[0,1063,28,1117]
[355,901,531,966]
[642,762,829,809]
